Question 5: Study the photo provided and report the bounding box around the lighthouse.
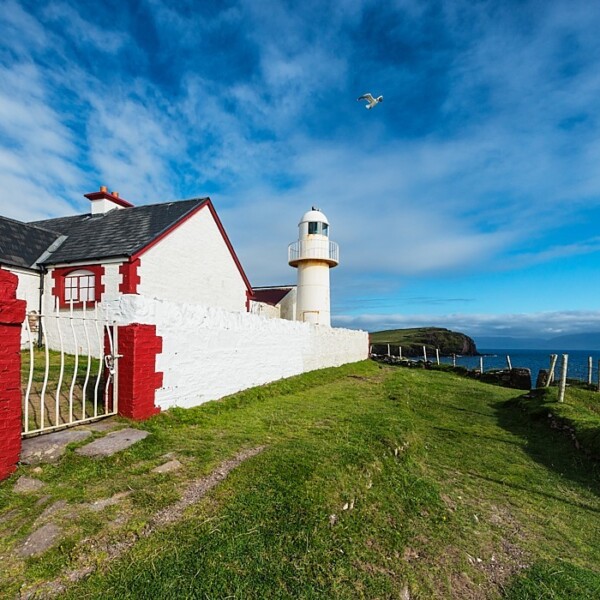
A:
[288,207,339,326]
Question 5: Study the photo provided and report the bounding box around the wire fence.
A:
[369,344,600,398]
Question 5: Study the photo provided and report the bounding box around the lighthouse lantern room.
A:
[288,207,339,326]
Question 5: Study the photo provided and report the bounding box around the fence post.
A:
[479,356,484,373]
[588,356,593,385]
[558,354,568,403]
[546,354,558,387]
[435,348,440,365]
[452,353,456,367]
[423,345,427,362]
[0,269,26,481]
[506,355,512,369]
[387,344,390,357]
[398,346,402,359]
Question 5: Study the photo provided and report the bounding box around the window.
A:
[308,222,328,236]
[51,265,105,308]
[64,269,96,303]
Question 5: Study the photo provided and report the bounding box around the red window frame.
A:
[51,265,105,308]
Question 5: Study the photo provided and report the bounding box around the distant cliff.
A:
[369,327,478,357]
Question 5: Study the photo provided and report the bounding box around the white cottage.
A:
[0,187,257,324]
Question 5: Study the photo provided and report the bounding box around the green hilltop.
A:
[369,326,478,356]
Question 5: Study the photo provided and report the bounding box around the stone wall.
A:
[105,294,368,410]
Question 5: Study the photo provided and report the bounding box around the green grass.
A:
[1,361,599,598]
[516,385,600,460]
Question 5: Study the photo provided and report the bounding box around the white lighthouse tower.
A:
[288,207,339,326]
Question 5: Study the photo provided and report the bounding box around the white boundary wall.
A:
[105,294,368,410]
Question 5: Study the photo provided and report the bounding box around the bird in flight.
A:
[357,93,383,109]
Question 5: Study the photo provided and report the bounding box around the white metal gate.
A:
[21,301,119,437]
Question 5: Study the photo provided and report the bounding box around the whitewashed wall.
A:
[12,267,40,311]
[138,207,248,312]
[279,288,297,320]
[11,267,41,344]
[249,300,280,319]
[105,294,368,410]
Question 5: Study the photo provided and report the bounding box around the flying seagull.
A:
[357,93,383,109]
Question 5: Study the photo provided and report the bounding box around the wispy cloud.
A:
[1,0,600,327]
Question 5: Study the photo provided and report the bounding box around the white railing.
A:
[22,300,119,437]
[288,240,339,265]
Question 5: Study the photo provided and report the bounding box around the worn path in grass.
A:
[2,361,600,599]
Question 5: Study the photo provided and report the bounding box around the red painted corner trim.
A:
[131,198,254,297]
[51,264,105,308]
[119,258,141,294]
[84,190,134,208]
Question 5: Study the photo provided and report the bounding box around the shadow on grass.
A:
[431,425,526,448]
[494,396,600,497]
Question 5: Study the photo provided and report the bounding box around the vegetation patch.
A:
[370,327,478,357]
[1,361,599,598]
[515,386,600,460]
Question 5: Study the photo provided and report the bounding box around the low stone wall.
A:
[105,295,368,410]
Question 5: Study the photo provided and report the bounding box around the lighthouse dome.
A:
[299,207,329,226]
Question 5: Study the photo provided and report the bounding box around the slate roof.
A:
[29,198,208,265]
[252,286,294,305]
[0,216,61,269]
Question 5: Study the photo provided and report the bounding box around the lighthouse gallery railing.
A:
[288,240,339,265]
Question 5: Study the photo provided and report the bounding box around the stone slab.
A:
[13,476,45,494]
[19,523,62,557]
[21,430,92,464]
[87,491,131,512]
[152,459,182,474]
[79,419,123,433]
[34,500,69,526]
[75,428,149,458]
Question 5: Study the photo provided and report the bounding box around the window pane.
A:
[308,222,318,234]
[88,286,95,301]
[65,288,72,301]
[322,224,329,237]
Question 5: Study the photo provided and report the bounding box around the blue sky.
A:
[2,0,600,341]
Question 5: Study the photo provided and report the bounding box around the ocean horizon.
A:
[441,348,600,383]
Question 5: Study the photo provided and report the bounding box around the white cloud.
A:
[334,309,600,338]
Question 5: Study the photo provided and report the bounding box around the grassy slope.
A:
[2,362,599,598]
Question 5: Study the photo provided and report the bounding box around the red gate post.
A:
[117,324,162,420]
[0,269,26,480]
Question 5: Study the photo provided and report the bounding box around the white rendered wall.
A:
[249,300,280,319]
[11,267,41,345]
[296,261,331,326]
[13,268,40,312]
[105,294,368,410]
[138,207,248,312]
[279,288,297,321]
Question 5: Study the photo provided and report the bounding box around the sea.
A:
[440,348,600,383]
